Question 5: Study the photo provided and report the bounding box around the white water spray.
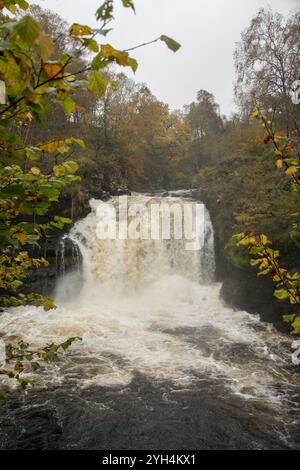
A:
[0,194,298,404]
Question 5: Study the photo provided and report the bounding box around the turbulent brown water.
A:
[0,192,299,450]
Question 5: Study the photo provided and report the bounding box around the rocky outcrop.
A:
[24,235,82,297]
[192,188,290,333]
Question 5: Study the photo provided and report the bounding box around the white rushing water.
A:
[0,194,298,406]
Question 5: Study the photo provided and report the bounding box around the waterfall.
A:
[0,194,298,407]
[67,195,215,291]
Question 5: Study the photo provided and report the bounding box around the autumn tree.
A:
[89,73,191,191]
[185,89,224,170]
[234,8,300,139]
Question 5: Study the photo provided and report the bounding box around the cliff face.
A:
[23,235,81,297]
[192,189,290,333]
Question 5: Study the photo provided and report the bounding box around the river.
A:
[0,192,299,449]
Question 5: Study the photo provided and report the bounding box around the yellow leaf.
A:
[13,231,28,245]
[38,140,62,153]
[237,236,257,246]
[6,4,17,13]
[276,159,283,169]
[57,142,70,154]
[286,166,297,176]
[260,234,270,245]
[43,62,64,79]
[101,44,130,66]
[30,167,40,175]
[292,316,300,328]
[250,107,260,120]
[69,23,92,36]
[40,257,49,267]
[286,144,295,154]
[64,73,76,82]
[43,299,57,311]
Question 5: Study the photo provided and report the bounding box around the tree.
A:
[234,8,300,139]
[185,90,223,170]
[90,73,191,191]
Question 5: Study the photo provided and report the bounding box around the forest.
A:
[0,0,299,453]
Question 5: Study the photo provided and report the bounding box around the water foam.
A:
[0,196,297,404]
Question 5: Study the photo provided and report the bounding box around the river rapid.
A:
[0,192,299,450]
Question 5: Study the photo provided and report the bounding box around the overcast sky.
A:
[34,0,299,116]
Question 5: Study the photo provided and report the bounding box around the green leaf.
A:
[257,268,271,277]
[53,161,79,177]
[250,258,261,266]
[63,161,79,174]
[39,185,60,201]
[54,216,72,224]
[65,137,85,148]
[96,1,114,21]
[160,35,181,52]
[291,316,300,334]
[282,314,296,324]
[19,379,30,390]
[35,33,54,61]
[0,184,25,198]
[30,362,40,371]
[14,15,40,48]
[44,351,58,362]
[60,336,81,351]
[274,289,289,300]
[62,96,76,115]
[83,38,99,52]
[121,0,135,12]
[87,71,107,96]
[16,0,29,9]
[25,146,41,161]
[91,53,111,70]
[128,57,138,73]
[43,298,56,312]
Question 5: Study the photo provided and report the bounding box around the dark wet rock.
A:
[21,235,82,297]
[192,188,291,333]
[219,265,290,333]
[110,188,131,196]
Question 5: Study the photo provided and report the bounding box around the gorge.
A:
[0,193,299,450]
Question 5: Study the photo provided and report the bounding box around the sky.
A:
[34,0,299,116]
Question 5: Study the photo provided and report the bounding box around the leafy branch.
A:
[0,337,81,403]
[233,107,300,336]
